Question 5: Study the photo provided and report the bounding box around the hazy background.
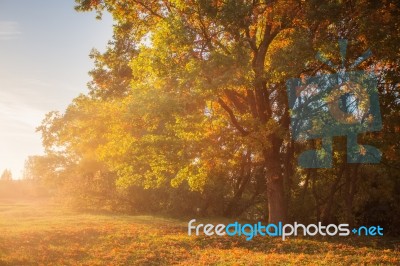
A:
[0,0,113,178]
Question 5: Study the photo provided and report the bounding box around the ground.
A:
[0,199,398,265]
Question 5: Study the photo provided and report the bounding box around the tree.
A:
[1,169,12,181]
[71,0,400,223]
[23,155,66,184]
[33,0,400,225]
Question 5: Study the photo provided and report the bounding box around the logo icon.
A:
[286,40,382,168]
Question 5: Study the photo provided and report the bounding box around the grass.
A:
[0,198,399,265]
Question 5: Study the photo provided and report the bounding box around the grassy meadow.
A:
[0,198,398,265]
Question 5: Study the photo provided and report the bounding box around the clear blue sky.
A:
[0,0,113,178]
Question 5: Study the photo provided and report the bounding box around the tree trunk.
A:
[224,173,251,217]
[267,174,286,224]
[266,154,286,224]
[344,165,359,225]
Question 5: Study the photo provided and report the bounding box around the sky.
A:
[0,1,113,179]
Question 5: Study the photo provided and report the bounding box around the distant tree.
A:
[23,154,67,186]
[1,169,12,181]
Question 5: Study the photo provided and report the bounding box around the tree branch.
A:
[218,97,249,136]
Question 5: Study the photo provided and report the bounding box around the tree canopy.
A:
[28,0,400,231]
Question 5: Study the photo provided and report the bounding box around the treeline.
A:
[24,0,399,234]
[0,179,49,199]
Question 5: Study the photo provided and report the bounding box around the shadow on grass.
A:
[191,233,400,254]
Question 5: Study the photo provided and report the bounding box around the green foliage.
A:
[32,0,400,229]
